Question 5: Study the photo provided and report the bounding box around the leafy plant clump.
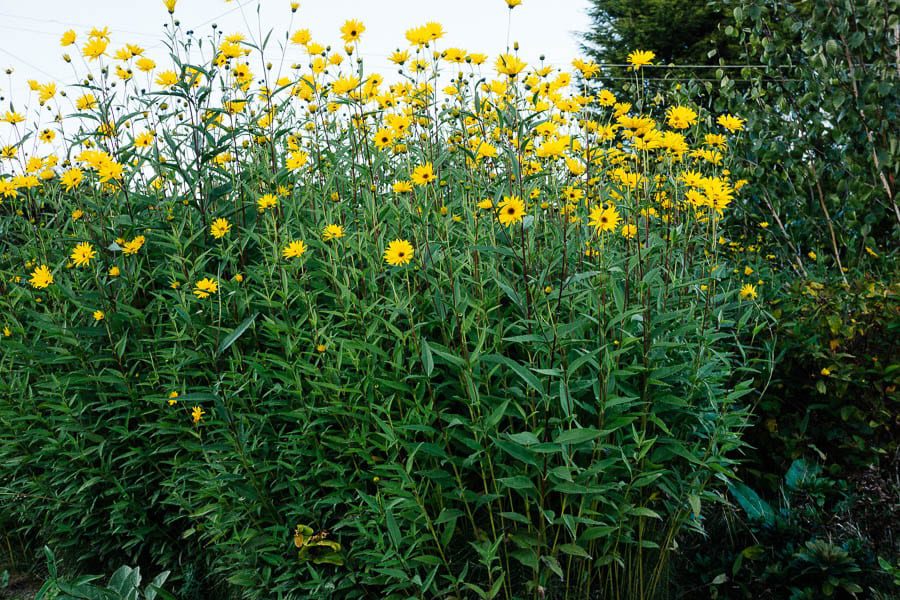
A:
[0,3,770,598]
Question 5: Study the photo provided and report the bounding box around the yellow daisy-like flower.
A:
[717,114,745,133]
[627,49,655,70]
[384,239,414,267]
[322,224,344,241]
[665,106,698,130]
[93,310,105,321]
[167,391,179,405]
[340,19,365,43]
[70,242,96,268]
[210,218,231,239]
[393,180,413,193]
[108,266,121,277]
[410,163,435,186]
[739,283,758,300]
[283,240,308,259]
[497,195,526,226]
[193,277,219,299]
[29,264,53,289]
[621,224,637,239]
[495,53,527,77]
[257,194,279,212]
[505,0,523,7]
[588,205,621,233]
[122,235,146,256]
[191,405,205,423]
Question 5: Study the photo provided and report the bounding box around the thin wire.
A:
[0,11,159,39]
[0,47,61,81]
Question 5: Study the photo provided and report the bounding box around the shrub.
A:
[1,6,768,598]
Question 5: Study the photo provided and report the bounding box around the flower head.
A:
[627,50,655,70]
[497,195,526,226]
[322,224,344,241]
[193,278,219,299]
[340,19,365,43]
[588,205,621,233]
[739,283,758,301]
[191,405,205,423]
[384,239,414,267]
[210,218,231,239]
[29,265,53,289]
[411,163,435,186]
[283,240,308,259]
[71,242,97,268]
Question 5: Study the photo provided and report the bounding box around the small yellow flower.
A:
[168,391,179,405]
[109,266,121,277]
[627,49,655,70]
[316,343,327,353]
[322,224,345,241]
[93,310,105,321]
[210,218,231,239]
[29,265,53,289]
[283,240,308,259]
[808,251,817,261]
[739,283,758,301]
[191,405,205,423]
[71,242,97,268]
[384,239,414,267]
[820,367,831,377]
[193,278,219,299]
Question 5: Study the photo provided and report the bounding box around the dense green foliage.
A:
[0,9,771,599]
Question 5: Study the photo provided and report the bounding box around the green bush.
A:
[0,9,770,598]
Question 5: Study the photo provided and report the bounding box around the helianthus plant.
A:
[0,2,770,598]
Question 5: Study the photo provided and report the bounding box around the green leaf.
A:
[217,312,258,355]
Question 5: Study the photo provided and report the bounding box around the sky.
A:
[0,0,592,107]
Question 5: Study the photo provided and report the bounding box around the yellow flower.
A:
[739,283,758,300]
[93,310,105,321]
[384,239,414,267]
[71,242,97,268]
[497,195,526,226]
[155,70,179,88]
[820,367,831,377]
[29,265,54,289]
[621,224,637,239]
[191,405,205,423]
[122,235,146,255]
[109,266,121,277]
[257,194,278,212]
[627,49,655,70]
[588,205,620,233]
[61,169,84,191]
[168,391,179,405]
[193,278,219,299]
[808,251,817,261]
[393,180,413,193]
[210,218,231,239]
[505,0,523,7]
[60,29,76,47]
[495,53,527,77]
[340,19,365,43]
[865,246,879,258]
[411,163,436,186]
[322,224,344,241]
[744,266,754,276]
[283,240,308,259]
[717,114,745,133]
[82,38,109,61]
[316,343,327,353]
[163,0,177,13]
[665,105,697,130]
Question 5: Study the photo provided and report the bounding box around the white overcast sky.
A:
[0,0,592,106]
